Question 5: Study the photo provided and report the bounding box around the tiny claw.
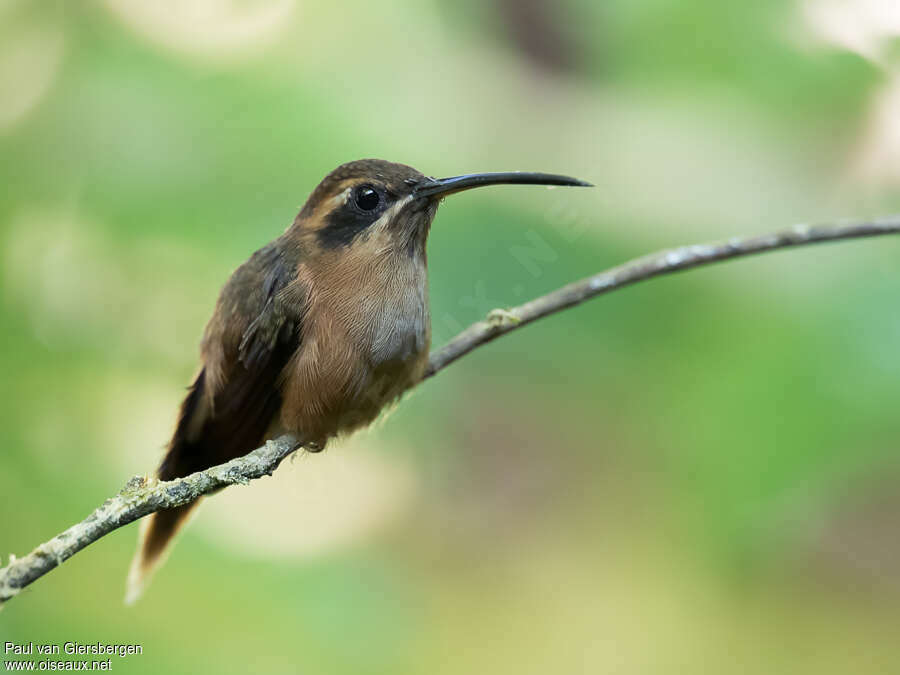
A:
[304,441,325,454]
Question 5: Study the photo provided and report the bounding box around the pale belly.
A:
[277,298,430,447]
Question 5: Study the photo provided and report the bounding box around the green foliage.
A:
[2,1,899,672]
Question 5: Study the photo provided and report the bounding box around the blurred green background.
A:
[2,0,900,672]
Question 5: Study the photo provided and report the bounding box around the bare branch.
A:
[0,436,301,605]
[425,219,900,376]
[2,218,898,605]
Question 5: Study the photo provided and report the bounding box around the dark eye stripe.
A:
[318,186,388,249]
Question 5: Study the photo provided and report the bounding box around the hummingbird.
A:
[127,159,590,601]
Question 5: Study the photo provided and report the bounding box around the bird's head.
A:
[290,158,590,257]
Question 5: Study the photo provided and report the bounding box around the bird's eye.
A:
[355,186,381,211]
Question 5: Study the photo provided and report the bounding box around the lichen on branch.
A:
[2,218,899,606]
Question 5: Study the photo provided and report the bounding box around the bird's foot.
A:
[303,439,325,454]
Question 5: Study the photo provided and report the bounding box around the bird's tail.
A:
[126,502,200,604]
[126,371,212,605]
[126,352,284,604]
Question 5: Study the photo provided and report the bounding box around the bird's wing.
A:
[165,240,305,478]
[127,240,305,602]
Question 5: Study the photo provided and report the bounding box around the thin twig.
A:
[425,219,900,376]
[1,218,898,605]
[0,436,300,605]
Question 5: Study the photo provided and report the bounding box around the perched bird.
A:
[127,159,589,601]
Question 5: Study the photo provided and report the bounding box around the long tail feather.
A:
[125,371,212,604]
[125,503,199,605]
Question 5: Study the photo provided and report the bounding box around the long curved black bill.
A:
[414,172,592,199]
